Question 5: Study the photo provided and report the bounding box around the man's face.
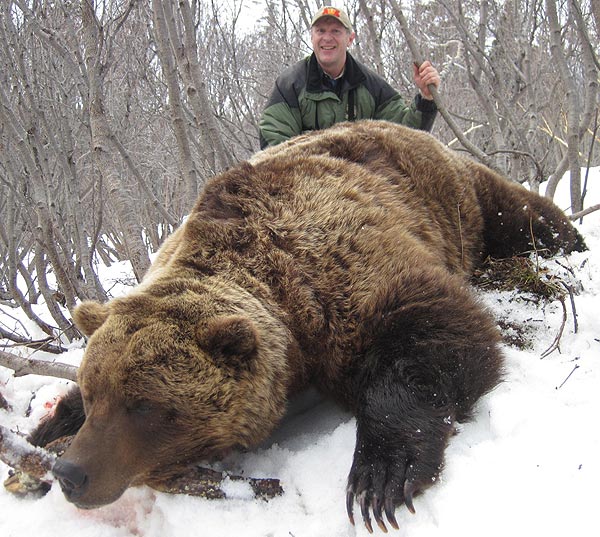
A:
[310,17,355,76]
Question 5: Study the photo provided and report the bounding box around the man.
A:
[259,6,441,148]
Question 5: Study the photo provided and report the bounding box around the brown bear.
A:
[30,121,584,533]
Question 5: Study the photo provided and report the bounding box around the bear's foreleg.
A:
[346,364,454,532]
[346,272,503,532]
[28,386,85,448]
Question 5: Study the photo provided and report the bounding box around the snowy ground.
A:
[1,172,599,537]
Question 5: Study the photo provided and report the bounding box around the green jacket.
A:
[259,52,437,148]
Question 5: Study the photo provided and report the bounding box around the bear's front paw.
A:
[346,448,439,533]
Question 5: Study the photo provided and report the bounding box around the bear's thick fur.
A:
[31,121,585,532]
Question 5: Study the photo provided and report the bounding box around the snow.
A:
[1,170,599,537]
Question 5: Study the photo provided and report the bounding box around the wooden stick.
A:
[148,466,284,501]
[0,350,78,381]
[569,203,600,220]
[0,425,56,480]
[388,0,496,170]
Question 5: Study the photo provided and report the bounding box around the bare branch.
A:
[388,0,496,170]
[0,325,67,354]
[569,204,600,220]
[556,364,580,389]
[148,464,284,501]
[487,149,544,184]
[562,282,579,334]
[0,350,78,381]
[540,296,568,358]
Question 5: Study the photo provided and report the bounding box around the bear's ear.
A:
[73,301,110,336]
[197,315,258,366]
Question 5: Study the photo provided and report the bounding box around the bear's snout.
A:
[49,407,165,508]
[53,459,89,503]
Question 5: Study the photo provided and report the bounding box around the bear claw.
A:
[372,495,388,533]
[347,479,417,532]
[403,481,417,515]
[346,488,355,526]
[384,498,399,530]
[359,492,374,533]
[347,489,403,533]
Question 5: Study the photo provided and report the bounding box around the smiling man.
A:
[259,6,441,148]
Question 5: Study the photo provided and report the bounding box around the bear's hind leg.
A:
[473,166,586,258]
[28,385,85,447]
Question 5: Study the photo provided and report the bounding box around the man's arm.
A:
[375,92,437,132]
[259,59,312,149]
[259,95,303,149]
[361,62,438,132]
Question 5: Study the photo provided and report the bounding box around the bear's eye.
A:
[126,400,154,416]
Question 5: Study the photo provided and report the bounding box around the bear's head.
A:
[53,278,291,508]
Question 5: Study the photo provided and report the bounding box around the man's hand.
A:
[413,61,441,100]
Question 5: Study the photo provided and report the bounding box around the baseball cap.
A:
[311,6,353,31]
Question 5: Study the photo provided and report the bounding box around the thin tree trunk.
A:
[546,0,582,213]
[34,253,80,341]
[571,0,599,140]
[591,0,600,39]
[175,0,233,172]
[152,0,199,208]
[81,0,150,281]
[357,0,385,76]
[1,205,56,337]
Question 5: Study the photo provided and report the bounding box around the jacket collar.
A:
[306,52,367,93]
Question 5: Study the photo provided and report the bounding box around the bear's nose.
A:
[53,459,88,499]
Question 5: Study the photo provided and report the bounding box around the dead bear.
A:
[30,121,585,532]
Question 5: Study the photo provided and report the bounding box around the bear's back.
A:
[198,121,484,278]
[164,122,485,374]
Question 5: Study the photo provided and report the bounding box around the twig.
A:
[2,339,66,355]
[0,350,78,381]
[554,259,578,279]
[1,324,66,354]
[569,203,600,221]
[1,427,283,500]
[0,312,31,339]
[556,364,580,389]
[562,283,579,334]
[540,296,568,358]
